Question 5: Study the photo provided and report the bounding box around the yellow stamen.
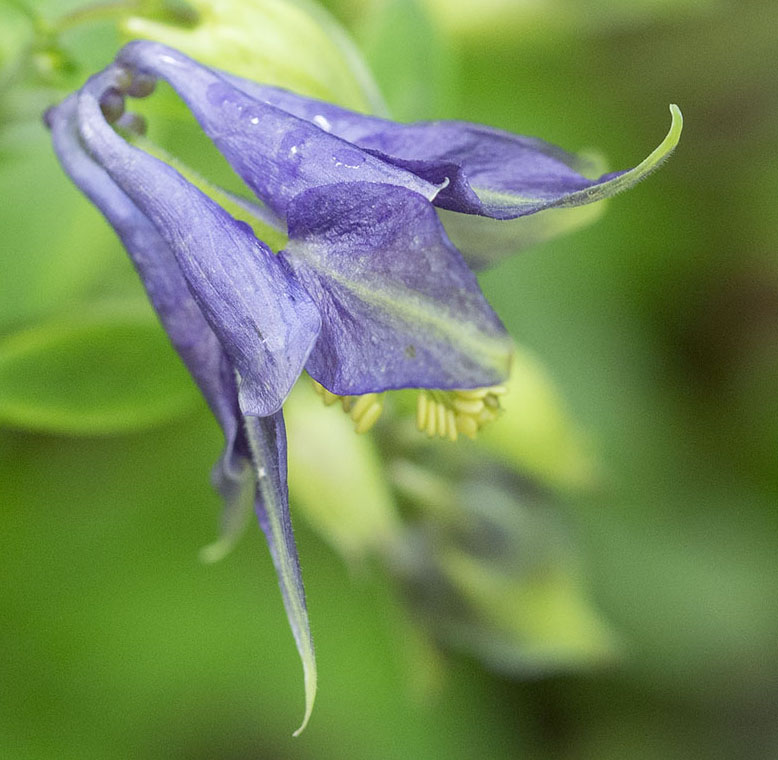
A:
[312,381,340,406]
[312,378,505,442]
[452,397,484,415]
[355,400,382,434]
[349,393,376,421]
[446,409,458,443]
[436,400,447,437]
[416,392,428,432]
[425,397,438,438]
[311,379,384,433]
[456,413,479,439]
[415,385,506,442]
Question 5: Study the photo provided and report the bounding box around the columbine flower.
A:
[45,39,681,732]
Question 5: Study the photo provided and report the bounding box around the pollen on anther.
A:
[415,386,505,442]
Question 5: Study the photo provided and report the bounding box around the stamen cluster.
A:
[416,387,506,441]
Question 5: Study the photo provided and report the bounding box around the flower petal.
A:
[223,77,682,220]
[243,412,316,736]
[281,182,513,394]
[75,68,321,417]
[48,94,243,447]
[201,450,256,564]
[114,41,441,218]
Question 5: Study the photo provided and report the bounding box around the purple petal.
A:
[76,67,321,417]
[281,182,513,394]
[243,413,316,736]
[217,71,386,143]
[114,41,441,219]
[51,95,316,728]
[221,78,682,220]
[48,94,243,450]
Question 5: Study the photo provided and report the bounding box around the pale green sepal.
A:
[478,346,597,490]
[243,414,316,736]
[473,104,683,213]
[199,456,256,564]
[122,0,386,113]
[553,103,684,207]
[285,380,403,564]
[443,482,619,674]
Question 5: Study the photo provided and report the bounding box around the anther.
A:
[312,380,384,434]
[354,399,382,433]
[415,386,506,442]
[446,409,458,442]
[416,392,428,432]
[349,393,376,421]
[452,397,484,415]
[312,381,339,406]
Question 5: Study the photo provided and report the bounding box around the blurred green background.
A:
[1,0,777,758]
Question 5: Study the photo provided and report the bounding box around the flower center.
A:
[312,380,506,440]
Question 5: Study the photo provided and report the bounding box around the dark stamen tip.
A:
[127,73,157,99]
[116,112,148,137]
[99,87,126,123]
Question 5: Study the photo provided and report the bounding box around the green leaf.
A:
[0,307,200,434]
[122,0,386,113]
[421,0,715,41]
[0,3,32,82]
[0,128,120,331]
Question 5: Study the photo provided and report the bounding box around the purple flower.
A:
[45,40,680,732]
